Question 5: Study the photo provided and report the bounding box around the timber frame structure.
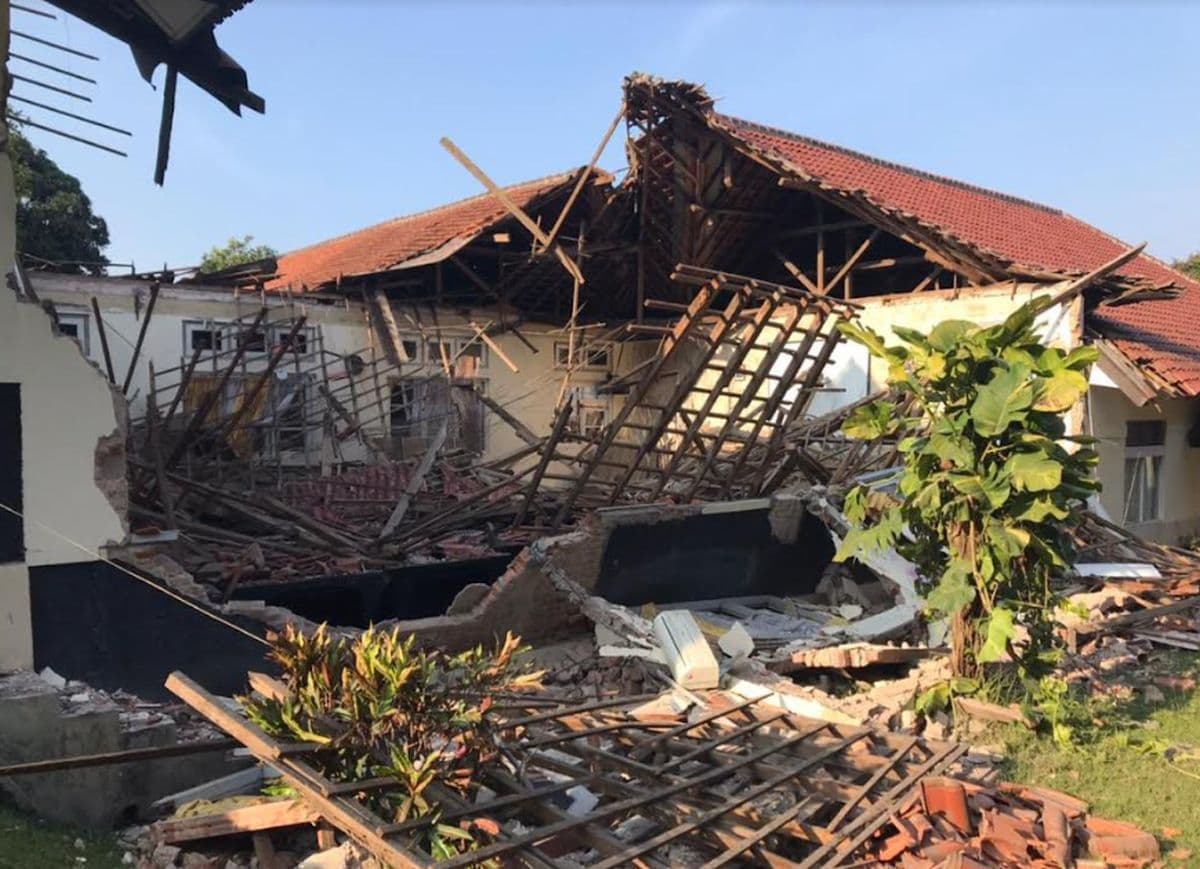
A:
[168,669,966,869]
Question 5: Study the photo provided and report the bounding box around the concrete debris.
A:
[297,842,380,869]
[716,620,754,659]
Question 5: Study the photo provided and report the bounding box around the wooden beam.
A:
[90,296,115,384]
[153,65,177,186]
[1044,242,1146,309]
[468,320,518,373]
[912,267,943,293]
[155,799,321,845]
[827,229,880,299]
[439,137,584,284]
[0,738,235,777]
[122,281,158,394]
[544,102,624,248]
[378,421,448,540]
[476,391,539,446]
[773,250,820,295]
[371,289,410,364]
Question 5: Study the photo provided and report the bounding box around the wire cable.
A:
[0,501,269,646]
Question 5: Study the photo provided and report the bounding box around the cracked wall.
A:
[0,15,128,669]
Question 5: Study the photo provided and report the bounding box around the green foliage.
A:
[1173,251,1200,281]
[836,298,1100,682]
[914,677,980,716]
[198,234,278,273]
[242,625,541,860]
[9,128,110,274]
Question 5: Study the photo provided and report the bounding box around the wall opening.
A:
[594,507,834,606]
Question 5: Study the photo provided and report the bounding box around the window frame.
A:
[1123,420,1166,524]
[55,310,90,355]
[554,341,612,372]
[182,319,229,355]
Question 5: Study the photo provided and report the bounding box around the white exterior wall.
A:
[0,20,129,669]
[29,274,634,465]
[824,283,1084,417]
[1090,387,1200,544]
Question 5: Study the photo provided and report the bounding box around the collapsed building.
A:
[4,72,1200,864]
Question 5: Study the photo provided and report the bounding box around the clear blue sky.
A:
[13,0,1200,272]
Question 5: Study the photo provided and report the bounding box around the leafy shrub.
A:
[835,299,1099,682]
[242,625,541,857]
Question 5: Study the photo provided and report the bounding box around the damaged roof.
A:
[697,107,1200,397]
[1088,278,1200,397]
[270,169,601,292]
[715,117,1200,398]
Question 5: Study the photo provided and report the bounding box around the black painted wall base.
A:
[595,508,834,606]
[30,560,270,700]
[229,555,512,628]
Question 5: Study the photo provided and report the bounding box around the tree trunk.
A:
[951,606,981,679]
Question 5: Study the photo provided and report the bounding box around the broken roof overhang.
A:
[269,167,610,294]
[1090,337,1169,406]
[49,0,264,116]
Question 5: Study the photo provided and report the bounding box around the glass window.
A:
[554,341,611,371]
[1124,420,1166,524]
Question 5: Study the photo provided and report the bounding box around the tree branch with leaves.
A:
[835,298,1100,684]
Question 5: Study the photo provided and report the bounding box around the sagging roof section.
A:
[269,169,604,293]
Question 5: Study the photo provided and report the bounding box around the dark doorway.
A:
[0,383,23,562]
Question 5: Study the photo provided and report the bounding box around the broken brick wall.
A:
[384,497,832,651]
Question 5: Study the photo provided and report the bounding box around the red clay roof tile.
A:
[270,170,583,293]
[715,114,1200,397]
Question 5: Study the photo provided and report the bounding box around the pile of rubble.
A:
[861,777,1159,867]
[26,667,221,744]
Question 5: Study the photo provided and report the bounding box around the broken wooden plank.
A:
[544,104,624,249]
[122,281,159,395]
[378,421,448,540]
[468,320,518,373]
[439,136,584,284]
[954,696,1033,728]
[90,296,116,384]
[372,289,410,365]
[154,799,321,845]
[476,391,539,446]
[1044,243,1146,309]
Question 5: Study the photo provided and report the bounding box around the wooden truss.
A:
[167,671,966,869]
[527,266,858,529]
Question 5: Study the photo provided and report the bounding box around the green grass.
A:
[997,649,1200,862]
[0,804,125,869]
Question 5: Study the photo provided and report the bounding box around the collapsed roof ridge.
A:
[278,167,586,262]
[715,113,1065,217]
[1057,208,1199,292]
